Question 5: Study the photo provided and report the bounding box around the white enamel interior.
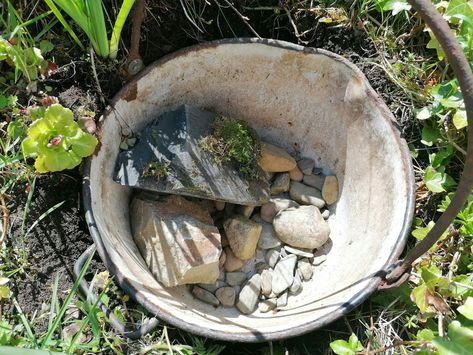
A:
[86,40,413,341]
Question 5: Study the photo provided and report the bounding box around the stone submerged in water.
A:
[224,216,262,260]
[131,195,221,287]
[114,105,270,206]
[273,205,330,249]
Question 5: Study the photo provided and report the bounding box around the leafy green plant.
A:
[21,104,98,173]
[330,333,364,355]
[0,1,55,83]
[45,0,136,59]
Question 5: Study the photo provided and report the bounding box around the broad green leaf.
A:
[412,223,433,240]
[433,335,473,355]
[426,30,445,60]
[453,109,468,129]
[417,328,436,341]
[382,0,412,15]
[421,125,441,146]
[421,265,449,291]
[21,137,39,158]
[39,40,54,54]
[68,129,98,157]
[411,283,429,313]
[416,106,432,120]
[412,221,449,243]
[458,297,473,320]
[446,0,473,24]
[430,145,454,168]
[448,320,473,341]
[0,285,9,300]
[348,334,363,351]
[21,103,98,173]
[7,120,27,141]
[424,166,446,192]
[329,339,356,355]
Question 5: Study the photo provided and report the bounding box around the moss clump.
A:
[143,161,170,179]
[200,116,261,179]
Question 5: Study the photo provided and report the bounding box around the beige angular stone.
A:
[322,175,339,205]
[259,142,296,172]
[223,247,244,272]
[215,287,236,307]
[236,205,255,218]
[273,205,330,249]
[289,167,303,181]
[224,216,262,260]
[131,195,221,287]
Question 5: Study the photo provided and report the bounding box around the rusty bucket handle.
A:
[381,0,473,288]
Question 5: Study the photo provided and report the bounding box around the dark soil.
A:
[6,2,417,353]
[7,173,98,317]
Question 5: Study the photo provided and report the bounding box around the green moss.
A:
[143,161,170,180]
[200,116,261,179]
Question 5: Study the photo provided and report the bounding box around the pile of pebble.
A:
[190,142,338,314]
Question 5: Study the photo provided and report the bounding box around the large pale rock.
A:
[273,205,330,249]
[289,182,325,208]
[224,216,262,260]
[259,142,296,172]
[260,197,299,223]
[322,175,339,205]
[131,195,221,287]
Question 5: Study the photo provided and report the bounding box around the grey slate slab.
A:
[114,105,270,205]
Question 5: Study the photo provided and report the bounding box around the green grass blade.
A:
[85,0,109,57]
[40,246,96,349]
[67,279,112,353]
[12,297,37,346]
[0,347,68,355]
[44,0,85,50]
[24,200,65,239]
[109,0,135,59]
[20,176,36,239]
[47,274,59,332]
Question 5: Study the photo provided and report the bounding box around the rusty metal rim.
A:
[82,38,415,342]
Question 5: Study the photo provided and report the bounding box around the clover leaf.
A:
[22,104,98,173]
